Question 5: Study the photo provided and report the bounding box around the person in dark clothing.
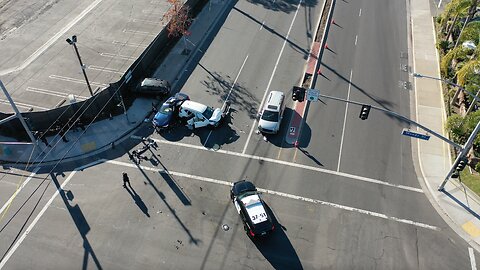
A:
[122,172,130,188]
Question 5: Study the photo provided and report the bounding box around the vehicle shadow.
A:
[252,203,303,269]
[199,113,240,149]
[261,107,311,149]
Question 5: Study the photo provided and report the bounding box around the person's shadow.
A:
[124,183,150,218]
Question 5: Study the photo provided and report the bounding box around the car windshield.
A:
[158,104,173,115]
[261,110,279,122]
[202,106,215,119]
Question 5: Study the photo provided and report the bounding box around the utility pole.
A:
[66,35,94,96]
[0,80,37,144]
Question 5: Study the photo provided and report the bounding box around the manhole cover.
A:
[212,144,220,151]
[222,224,230,231]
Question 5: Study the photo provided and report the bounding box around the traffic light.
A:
[359,105,371,120]
[456,157,468,172]
[292,87,306,102]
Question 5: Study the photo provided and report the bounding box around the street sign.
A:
[402,128,430,141]
[307,88,319,102]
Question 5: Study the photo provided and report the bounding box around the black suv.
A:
[230,180,274,238]
[134,78,171,96]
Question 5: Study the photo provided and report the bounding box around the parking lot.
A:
[0,0,169,113]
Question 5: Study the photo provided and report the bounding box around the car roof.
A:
[141,78,169,87]
[232,180,256,196]
[181,100,207,113]
[240,194,269,225]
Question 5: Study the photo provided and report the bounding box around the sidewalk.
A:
[412,0,480,250]
[1,0,233,166]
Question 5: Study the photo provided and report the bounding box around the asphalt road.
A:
[0,0,478,269]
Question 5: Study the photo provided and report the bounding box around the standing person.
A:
[122,172,130,188]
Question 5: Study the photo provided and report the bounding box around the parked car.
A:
[230,180,274,238]
[258,91,285,134]
[152,93,189,130]
[134,78,171,96]
[178,100,230,129]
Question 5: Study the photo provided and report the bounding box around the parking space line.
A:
[0,99,48,110]
[0,160,103,269]
[122,29,157,36]
[134,136,423,193]
[106,159,438,231]
[49,75,108,88]
[112,40,148,48]
[99,53,137,61]
[26,87,88,100]
[130,19,163,25]
[242,0,304,154]
[89,66,124,75]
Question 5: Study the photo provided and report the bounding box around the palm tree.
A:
[440,0,472,42]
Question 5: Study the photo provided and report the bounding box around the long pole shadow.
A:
[133,162,200,245]
[442,189,480,220]
[50,173,103,270]
[124,183,150,217]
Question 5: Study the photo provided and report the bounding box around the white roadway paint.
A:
[0,0,105,76]
[242,0,304,154]
[337,69,353,172]
[355,35,358,46]
[0,160,103,269]
[359,9,362,17]
[0,168,40,218]
[112,40,148,48]
[106,159,438,231]
[122,29,157,36]
[0,99,48,110]
[204,55,249,146]
[49,75,108,88]
[26,87,88,100]
[470,247,477,270]
[100,52,137,61]
[89,66,124,75]
[132,136,423,193]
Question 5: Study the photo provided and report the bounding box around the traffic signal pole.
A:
[438,119,480,191]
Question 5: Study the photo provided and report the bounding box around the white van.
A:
[258,91,285,134]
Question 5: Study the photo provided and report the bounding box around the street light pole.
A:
[413,73,480,190]
[413,73,480,106]
[66,35,94,97]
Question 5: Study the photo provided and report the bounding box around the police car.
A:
[230,180,274,238]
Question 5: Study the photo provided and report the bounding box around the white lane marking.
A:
[0,168,40,217]
[133,136,423,193]
[26,87,88,100]
[0,99,48,110]
[337,69,353,172]
[355,35,358,46]
[0,0,104,76]
[49,75,108,87]
[122,29,157,36]
[437,0,443,8]
[470,247,477,270]
[242,0,304,154]
[100,52,137,61]
[0,160,103,269]
[359,9,362,17]
[204,55,249,146]
[106,160,437,230]
[112,40,148,48]
[89,66,124,75]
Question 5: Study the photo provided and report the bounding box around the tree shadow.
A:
[232,7,310,58]
[245,0,317,14]
[199,63,260,120]
[252,203,303,269]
